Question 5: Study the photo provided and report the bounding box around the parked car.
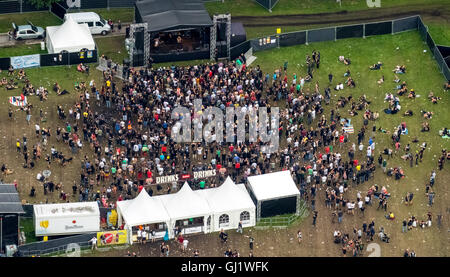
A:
[64,12,111,35]
[12,21,45,40]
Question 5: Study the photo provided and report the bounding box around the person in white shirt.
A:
[359,143,364,151]
[137,229,142,244]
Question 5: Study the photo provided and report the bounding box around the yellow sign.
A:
[97,230,128,246]
[108,210,118,226]
[43,236,48,241]
[277,28,281,34]
[40,220,49,229]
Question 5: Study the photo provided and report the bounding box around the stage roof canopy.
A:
[135,0,213,33]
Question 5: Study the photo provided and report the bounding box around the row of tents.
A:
[117,170,300,244]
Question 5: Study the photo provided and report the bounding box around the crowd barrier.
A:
[18,233,95,257]
[247,15,449,81]
[0,48,98,70]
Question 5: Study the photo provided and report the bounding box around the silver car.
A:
[12,21,45,40]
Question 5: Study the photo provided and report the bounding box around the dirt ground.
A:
[1,7,449,258]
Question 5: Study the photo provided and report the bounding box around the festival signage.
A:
[154,170,217,184]
[183,226,203,235]
[10,54,40,69]
[97,230,128,246]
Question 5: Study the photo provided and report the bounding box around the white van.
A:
[64,12,111,35]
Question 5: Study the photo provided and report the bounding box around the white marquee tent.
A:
[159,182,211,238]
[116,189,170,244]
[45,17,96,54]
[246,170,300,220]
[197,176,256,232]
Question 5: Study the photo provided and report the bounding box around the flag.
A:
[9,96,27,107]
[343,126,354,134]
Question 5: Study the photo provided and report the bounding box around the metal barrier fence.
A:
[256,200,309,227]
[19,241,91,257]
[97,57,127,80]
[0,48,98,69]
[248,15,449,81]
[18,232,96,257]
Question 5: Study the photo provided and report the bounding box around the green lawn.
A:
[205,0,446,16]
[95,35,128,62]
[0,11,62,33]
[20,218,37,243]
[0,43,46,58]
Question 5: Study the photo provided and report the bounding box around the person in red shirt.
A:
[138,185,143,193]
[235,162,240,174]
[162,146,167,153]
[147,170,152,179]
[216,164,222,170]
[229,144,234,153]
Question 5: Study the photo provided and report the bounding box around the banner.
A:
[10,54,40,69]
[97,230,127,246]
[9,96,27,107]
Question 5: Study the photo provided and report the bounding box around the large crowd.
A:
[3,48,448,257]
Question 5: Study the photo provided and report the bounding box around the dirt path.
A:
[233,3,450,27]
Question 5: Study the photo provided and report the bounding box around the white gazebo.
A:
[159,182,212,238]
[45,17,96,54]
[116,189,171,244]
[246,170,300,220]
[197,176,256,232]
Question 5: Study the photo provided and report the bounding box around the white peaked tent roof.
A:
[247,170,300,201]
[159,182,211,220]
[205,177,255,213]
[117,189,170,227]
[46,17,95,53]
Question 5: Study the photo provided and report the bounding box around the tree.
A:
[26,0,61,9]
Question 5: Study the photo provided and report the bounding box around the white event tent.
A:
[45,17,96,54]
[246,170,300,220]
[159,182,211,238]
[116,189,170,244]
[197,176,256,232]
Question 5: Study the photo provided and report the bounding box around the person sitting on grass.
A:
[421,122,430,132]
[6,79,18,90]
[377,75,384,85]
[393,65,406,74]
[335,82,344,91]
[346,77,355,88]
[370,62,383,70]
[0,77,7,86]
[344,69,350,77]
[444,81,450,91]
[344,57,351,65]
[403,110,413,116]
[397,86,407,96]
[17,69,26,80]
[393,74,400,83]
[421,110,433,119]
[430,96,441,104]
[8,65,14,76]
[408,89,416,99]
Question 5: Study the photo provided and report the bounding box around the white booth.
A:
[33,202,100,237]
[45,17,96,54]
[159,182,211,239]
[197,177,256,232]
[246,170,301,220]
[117,189,170,244]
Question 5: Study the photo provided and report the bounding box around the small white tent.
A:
[159,182,211,238]
[116,189,170,244]
[247,170,300,220]
[197,177,256,232]
[46,17,96,54]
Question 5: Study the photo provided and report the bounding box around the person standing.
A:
[428,190,435,206]
[236,221,243,234]
[89,236,97,250]
[297,230,302,243]
[402,219,407,233]
[312,211,318,226]
[338,209,343,224]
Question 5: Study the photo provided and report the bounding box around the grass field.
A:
[95,35,128,62]
[0,42,46,58]
[205,0,447,16]
[0,11,62,33]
